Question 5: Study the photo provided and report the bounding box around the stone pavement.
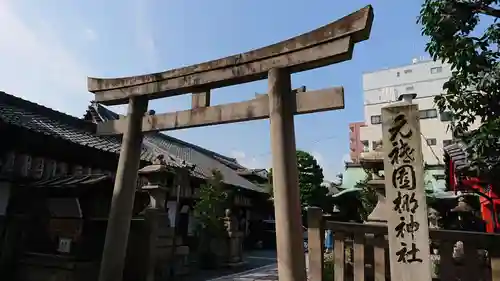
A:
[210,260,309,281]
[232,267,278,281]
[206,252,308,281]
[205,264,278,281]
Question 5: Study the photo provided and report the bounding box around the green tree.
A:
[418,0,500,175]
[192,170,229,268]
[193,170,228,236]
[268,150,329,209]
[297,150,328,208]
[354,176,378,221]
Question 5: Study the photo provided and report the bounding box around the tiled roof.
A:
[0,91,159,161]
[443,142,470,172]
[84,103,265,193]
[0,91,262,191]
[159,130,268,182]
[90,103,268,182]
[23,174,111,188]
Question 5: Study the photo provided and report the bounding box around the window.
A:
[431,66,443,74]
[419,109,438,119]
[443,139,453,147]
[440,111,453,121]
[405,86,414,91]
[372,140,382,150]
[371,115,382,124]
[426,138,437,146]
[404,69,413,74]
[361,140,369,152]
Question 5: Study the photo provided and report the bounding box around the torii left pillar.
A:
[268,68,307,281]
[98,97,148,281]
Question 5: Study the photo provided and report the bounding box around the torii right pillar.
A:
[268,67,307,281]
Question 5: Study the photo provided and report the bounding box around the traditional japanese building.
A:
[0,91,269,280]
[84,102,270,235]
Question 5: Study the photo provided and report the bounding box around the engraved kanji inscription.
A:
[388,114,415,165]
[389,114,413,142]
[395,242,423,264]
[389,139,415,165]
[395,215,420,240]
[392,164,416,190]
[393,191,419,214]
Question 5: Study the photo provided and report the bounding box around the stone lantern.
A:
[137,159,174,280]
[451,196,473,214]
[138,163,171,211]
[449,196,477,261]
[360,141,387,225]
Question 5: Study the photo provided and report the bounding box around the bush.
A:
[323,252,334,280]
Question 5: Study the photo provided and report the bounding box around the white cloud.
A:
[84,28,97,41]
[231,149,343,181]
[0,1,91,116]
[230,150,246,160]
[311,151,325,166]
[311,151,338,181]
[230,150,267,169]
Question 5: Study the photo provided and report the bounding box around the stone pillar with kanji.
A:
[381,102,432,281]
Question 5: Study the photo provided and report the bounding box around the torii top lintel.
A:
[88,5,373,106]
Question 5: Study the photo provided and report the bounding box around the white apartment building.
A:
[359,59,477,165]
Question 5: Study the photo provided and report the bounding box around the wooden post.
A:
[307,207,324,281]
[191,90,211,109]
[98,97,148,281]
[268,67,307,281]
[381,102,432,281]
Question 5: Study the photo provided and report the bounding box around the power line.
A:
[242,134,341,159]
[419,131,442,165]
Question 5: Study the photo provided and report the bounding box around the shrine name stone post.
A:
[88,6,373,281]
[381,101,432,281]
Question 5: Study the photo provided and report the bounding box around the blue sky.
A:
[0,0,429,181]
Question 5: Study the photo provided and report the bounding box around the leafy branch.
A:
[267,151,329,210]
[418,0,500,176]
[355,175,378,221]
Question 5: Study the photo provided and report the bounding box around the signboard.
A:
[381,103,432,281]
[57,237,72,253]
[0,151,115,180]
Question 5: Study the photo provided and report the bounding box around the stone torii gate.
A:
[88,6,373,281]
